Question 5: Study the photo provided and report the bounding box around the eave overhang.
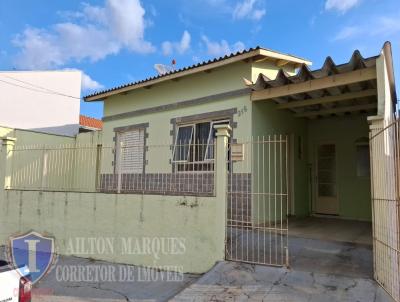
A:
[84,47,311,102]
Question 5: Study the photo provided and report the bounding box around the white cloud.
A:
[251,9,266,20]
[161,42,173,57]
[325,0,361,13]
[179,31,191,53]
[148,4,158,17]
[63,68,104,92]
[13,0,154,69]
[372,16,400,36]
[332,15,400,41]
[13,28,64,69]
[81,3,108,24]
[332,26,361,41]
[81,73,104,92]
[201,36,245,57]
[233,0,266,21]
[106,0,154,53]
[162,30,191,56]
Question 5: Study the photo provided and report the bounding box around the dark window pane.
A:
[195,122,210,161]
[356,145,370,177]
[318,184,336,197]
[174,126,193,161]
[318,157,335,170]
[318,170,336,183]
[318,144,335,157]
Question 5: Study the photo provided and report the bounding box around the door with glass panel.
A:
[315,143,338,215]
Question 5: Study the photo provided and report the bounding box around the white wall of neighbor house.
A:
[0,70,81,136]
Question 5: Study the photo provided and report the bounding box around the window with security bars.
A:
[172,119,229,171]
[116,128,145,174]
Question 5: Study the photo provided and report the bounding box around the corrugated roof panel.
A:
[250,50,379,91]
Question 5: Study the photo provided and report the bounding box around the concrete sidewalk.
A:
[31,255,199,302]
[171,261,393,302]
[0,245,199,302]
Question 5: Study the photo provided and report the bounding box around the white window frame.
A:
[172,124,194,163]
[205,120,230,161]
[116,128,145,174]
[172,119,230,164]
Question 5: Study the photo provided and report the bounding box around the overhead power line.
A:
[0,74,81,100]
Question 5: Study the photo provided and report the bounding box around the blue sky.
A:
[0,0,399,119]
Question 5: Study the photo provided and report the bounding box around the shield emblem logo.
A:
[9,231,56,284]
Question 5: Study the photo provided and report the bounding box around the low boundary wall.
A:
[0,190,221,273]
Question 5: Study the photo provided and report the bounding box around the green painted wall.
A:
[100,60,310,221]
[0,190,222,273]
[102,94,251,174]
[104,62,252,117]
[307,115,371,221]
[1,126,102,191]
[252,101,309,218]
[0,131,230,274]
[251,102,372,221]
[0,126,76,146]
[0,126,14,138]
[101,60,297,175]
[101,62,255,175]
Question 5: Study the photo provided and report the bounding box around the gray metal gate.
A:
[225,135,289,266]
[370,119,400,302]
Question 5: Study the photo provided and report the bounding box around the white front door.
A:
[315,143,339,215]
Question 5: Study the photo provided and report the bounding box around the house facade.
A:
[85,45,393,223]
[85,48,310,225]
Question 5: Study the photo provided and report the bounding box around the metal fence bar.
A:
[225,136,289,267]
[370,117,400,302]
[6,141,216,196]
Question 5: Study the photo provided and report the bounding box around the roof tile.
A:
[79,115,103,130]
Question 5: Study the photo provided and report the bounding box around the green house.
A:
[84,42,396,224]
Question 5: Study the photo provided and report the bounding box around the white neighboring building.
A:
[0,70,82,136]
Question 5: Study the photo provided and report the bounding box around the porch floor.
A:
[288,216,373,278]
[289,216,372,245]
[227,217,374,279]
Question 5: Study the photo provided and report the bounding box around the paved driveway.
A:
[171,261,394,302]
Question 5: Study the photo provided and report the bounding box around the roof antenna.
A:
[154,59,176,76]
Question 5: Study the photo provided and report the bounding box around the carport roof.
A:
[249,42,396,119]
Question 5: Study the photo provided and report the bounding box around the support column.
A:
[0,137,16,190]
[214,124,231,260]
